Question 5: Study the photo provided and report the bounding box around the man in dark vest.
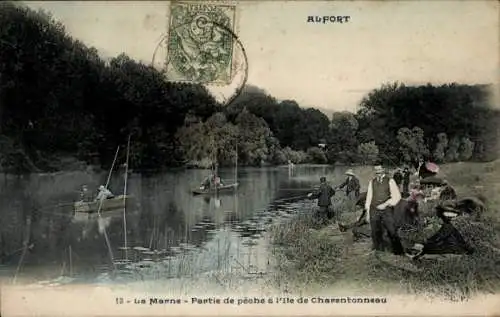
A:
[364,165,404,255]
[308,176,336,225]
[337,169,361,200]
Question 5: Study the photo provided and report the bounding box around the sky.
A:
[26,1,499,112]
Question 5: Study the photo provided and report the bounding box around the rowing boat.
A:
[74,195,131,213]
[191,183,239,196]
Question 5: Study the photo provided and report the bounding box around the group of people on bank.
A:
[307,162,488,260]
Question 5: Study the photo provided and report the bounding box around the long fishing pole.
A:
[12,217,32,284]
[122,135,131,261]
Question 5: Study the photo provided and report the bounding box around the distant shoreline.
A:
[0,163,369,177]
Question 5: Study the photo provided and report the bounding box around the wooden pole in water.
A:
[12,217,32,284]
[69,245,73,277]
[96,145,121,271]
[234,141,240,258]
[123,135,131,260]
[217,239,220,270]
[234,142,238,185]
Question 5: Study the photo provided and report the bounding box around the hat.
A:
[345,169,354,176]
[436,201,460,219]
[99,185,105,190]
[320,176,326,182]
[374,165,384,173]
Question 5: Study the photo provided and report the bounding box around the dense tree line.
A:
[0,2,498,172]
[354,82,500,166]
[228,83,499,167]
[0,2,220,172]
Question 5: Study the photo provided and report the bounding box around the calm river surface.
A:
[0,165,364,285]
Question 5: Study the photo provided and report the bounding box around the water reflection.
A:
[0,165,350,283]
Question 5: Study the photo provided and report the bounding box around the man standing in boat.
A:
[96,185,114,201]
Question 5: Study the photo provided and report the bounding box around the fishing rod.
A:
[95,145,121,272]
[122,134,131,261]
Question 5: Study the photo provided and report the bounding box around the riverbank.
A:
[269,161,500,300]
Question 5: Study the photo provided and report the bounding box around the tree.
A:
[282,147,308,164]
[433,133,448,163]
[356,81,499,163]
[235,108,276,166]
[306,147,327,164]
[0,2,222,171]
[396,127,429,164]
[459,137,474,161]
[327,111,359,163]
[445,137,461,162]
[358,141,379,165]
[176,113,238,167]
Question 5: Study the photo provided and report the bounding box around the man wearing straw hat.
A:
[365,165,404,255]
[337,169,361,200]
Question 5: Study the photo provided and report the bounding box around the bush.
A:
[358,141,379,164]
[306,147,327,164]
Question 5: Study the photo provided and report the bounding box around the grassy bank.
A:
[269,161,500,300]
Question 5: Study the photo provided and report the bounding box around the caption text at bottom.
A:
[116,296,388,306]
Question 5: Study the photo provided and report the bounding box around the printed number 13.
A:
[116,297,124,304]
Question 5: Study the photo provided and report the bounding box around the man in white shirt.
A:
[365,165,404,255]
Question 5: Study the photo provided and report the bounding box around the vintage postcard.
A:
[1,0,499,316]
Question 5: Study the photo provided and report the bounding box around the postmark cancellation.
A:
[166,1,237,85]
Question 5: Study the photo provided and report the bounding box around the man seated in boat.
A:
[200,174,224,190]
[95,185,115,201]
[79,185,91,202]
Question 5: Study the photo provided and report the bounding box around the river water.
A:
[0,165,362,287]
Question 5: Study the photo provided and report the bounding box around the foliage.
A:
[0,2,498,172]
[176,109,281,167]
[281,147,308,164]
[357,141,379,164]
[459,137,474,161]
[445,137,461,162]
[0,2,218,172]
[396,127,429,163]
[306,147,327,164]
[433,133,448,163]
[326,111,359,164]
[355,82,499,165]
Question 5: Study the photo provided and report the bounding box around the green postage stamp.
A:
[166,2,237,85]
